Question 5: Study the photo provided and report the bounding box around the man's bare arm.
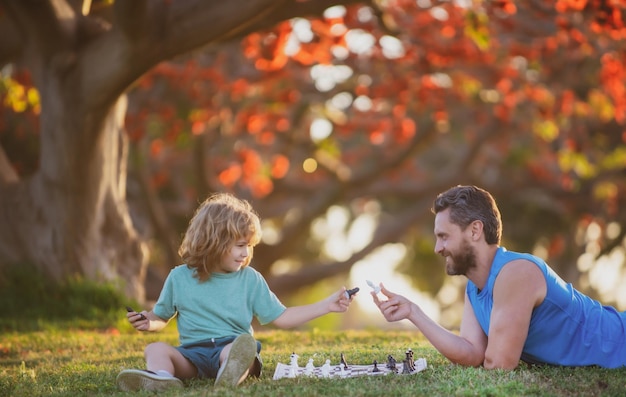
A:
[373,284,487,367]
[484,260,547,369]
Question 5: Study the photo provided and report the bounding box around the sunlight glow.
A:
[577,221,626,309]
[328,92,353,110]
[430,6,449,21]
[353,95,372,111]
[345,29,375,55]
[588,250,624,297]
[311,64,354,92]
[306,204,442,329]
[347,214,375,252]
[331,45,349,60]
[324,5,346,19]
[292,18,313,42]
[261,219,281,245]
[356,7,374,23]
[318,206,352,261]
[380,35,405,59]
[310,118,333,142]
[349,244,441,327]
[302,158,318,173]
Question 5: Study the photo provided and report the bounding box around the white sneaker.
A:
[116,369,183,391]
[214,334,257,387]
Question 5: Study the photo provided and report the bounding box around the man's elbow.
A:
[483,355,519,370]
[449,352,484,368]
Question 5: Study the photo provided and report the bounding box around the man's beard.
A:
[446,239,477,276]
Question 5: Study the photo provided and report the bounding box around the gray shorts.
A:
[175,335,262,379]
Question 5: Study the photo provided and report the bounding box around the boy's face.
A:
[216,239,252,273]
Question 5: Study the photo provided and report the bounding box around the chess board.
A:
[272,358,427,380]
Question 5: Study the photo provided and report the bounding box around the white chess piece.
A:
[321,359,331,378]
[288,352,299,378]
[304,358,315,376]
[366,280,381,294]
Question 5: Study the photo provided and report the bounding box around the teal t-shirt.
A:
[467,247,626,368]
[153,264,286,345]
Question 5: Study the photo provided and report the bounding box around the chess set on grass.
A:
[272,350,427,380]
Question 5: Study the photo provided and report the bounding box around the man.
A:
[372,185,626,369]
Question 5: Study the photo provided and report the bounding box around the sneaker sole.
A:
[214,334,257,387]
[116,369,183,391]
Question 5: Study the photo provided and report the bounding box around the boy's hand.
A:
[328,287,354,313]
[126,308,149,331]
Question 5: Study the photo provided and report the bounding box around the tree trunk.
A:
[0,89,147,301]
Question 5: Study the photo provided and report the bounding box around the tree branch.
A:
[267,195,436,296]
[1,0,77,60]
[0,144,18,184]
[113,0,147,39]
[0,8,22,66]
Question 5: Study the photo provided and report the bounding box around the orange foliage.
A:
[555,0,588,12]
[230,79,251,101]
[547,234,566,257]
[271,154,289,179]
[191,121,205,135]
[249,23,292,71]
[152,170,169,188]
[240,149,263,177]
[559,90,576,116]
[369,130,385,145]
[247,114,266,134]
[258,131,275,145]
[441,25,456,38]
[248,175,273,198]
[218,164,242,187]
[150,139,164,157]
[118,0,626,206]
[276,117,290,132]
[396,118,416,142]
[600,52,626,123]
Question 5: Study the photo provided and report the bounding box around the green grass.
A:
[1,326,625,397]
[0,268,624,396]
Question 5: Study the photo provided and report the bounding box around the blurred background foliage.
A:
[1,1,626,330]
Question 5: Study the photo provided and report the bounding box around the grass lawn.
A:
[1,324,625,397]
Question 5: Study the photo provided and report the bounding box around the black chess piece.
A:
[386,354,397,372]
[406,349,415,371]
[340,352,349,369]
[372,360,380,373]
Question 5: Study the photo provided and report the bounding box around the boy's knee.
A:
[145,341,170,357]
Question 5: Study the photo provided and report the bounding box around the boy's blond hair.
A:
[178,193,262,281]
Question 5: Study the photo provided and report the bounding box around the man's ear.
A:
[470,220,484,240]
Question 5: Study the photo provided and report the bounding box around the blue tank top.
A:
[466,247,626,368]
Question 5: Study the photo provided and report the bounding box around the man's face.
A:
[434,208,477,276]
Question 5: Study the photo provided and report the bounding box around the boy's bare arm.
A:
[272,287,352,328]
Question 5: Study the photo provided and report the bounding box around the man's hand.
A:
[371,283,414,322]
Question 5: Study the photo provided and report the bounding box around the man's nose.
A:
[434,242,444,255]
